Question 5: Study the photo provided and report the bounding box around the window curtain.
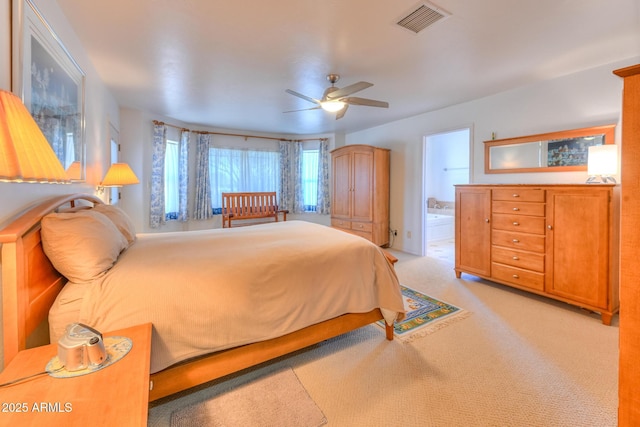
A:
[316,138,331,214]
[149,123,167,228]
[279,141,304,214]
[177,129,190,221]
[194,133,213,220]
[209,148,280,211]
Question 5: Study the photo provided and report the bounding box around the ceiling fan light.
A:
[321,101,346,112]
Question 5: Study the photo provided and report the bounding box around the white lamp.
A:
[587,144,618,184]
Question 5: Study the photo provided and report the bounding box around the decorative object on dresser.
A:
[330,144,390,246]
[455,184,619,325]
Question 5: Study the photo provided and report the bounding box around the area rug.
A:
[381,285,471,342]
[170,368,327,427]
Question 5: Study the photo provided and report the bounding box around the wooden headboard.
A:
[0,193,102,368]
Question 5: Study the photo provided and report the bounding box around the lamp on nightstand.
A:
[586,144,618,184]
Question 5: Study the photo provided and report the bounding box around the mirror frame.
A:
[484,124,616,174]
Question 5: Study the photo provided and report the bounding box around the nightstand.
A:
[0,323,151,426]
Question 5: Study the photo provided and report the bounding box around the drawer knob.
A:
[358,224,363,228]
[547,224,553,230]
[512,274,520,279]
[485,218,490,223]
[512,193,520,198]
[512,256,519,260]
[512,207,520,211]
[512,239,519,243]
[513,221,519,226]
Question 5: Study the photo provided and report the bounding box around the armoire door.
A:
[351,149,374,222]
[331,149,352,219]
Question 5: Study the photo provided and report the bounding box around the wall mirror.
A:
[484,124,615,174]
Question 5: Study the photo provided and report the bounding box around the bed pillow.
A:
[41,210,128,284]
[92,203,137,244]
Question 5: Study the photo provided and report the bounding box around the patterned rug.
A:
[382,285,470,342]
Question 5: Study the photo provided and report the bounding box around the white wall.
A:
[346,57,639,255]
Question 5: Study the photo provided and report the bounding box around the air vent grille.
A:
[397,3,449,34]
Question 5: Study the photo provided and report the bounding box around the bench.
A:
[222,192,288,228]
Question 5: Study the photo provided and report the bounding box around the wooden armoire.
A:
[330,145,390,246]
[614,63,640,427]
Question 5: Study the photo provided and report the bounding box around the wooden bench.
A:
[222,192,288,228]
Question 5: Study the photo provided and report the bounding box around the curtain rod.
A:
[152,120,327,143]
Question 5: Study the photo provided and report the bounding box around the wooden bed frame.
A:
[0,193,393,402]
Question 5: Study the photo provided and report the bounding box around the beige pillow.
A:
[92,203,137,244]
[41,210,128,284]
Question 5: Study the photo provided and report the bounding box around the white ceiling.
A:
[55,0,640,136]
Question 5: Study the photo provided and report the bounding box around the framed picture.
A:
[12,0,86,181]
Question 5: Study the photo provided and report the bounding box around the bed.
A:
[0,193,405,401]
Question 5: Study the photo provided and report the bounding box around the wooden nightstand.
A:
[0,323,151,426]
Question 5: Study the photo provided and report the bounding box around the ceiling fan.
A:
[284,74,389,120]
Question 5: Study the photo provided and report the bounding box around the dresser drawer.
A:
[492,263,545,291]
[331,219,351,230]
[492,229,545,252]
[492,200,545,217]
[492,188,545,203]
[492,246,545,272]
[350,221,373,233]
[492,213,545,234]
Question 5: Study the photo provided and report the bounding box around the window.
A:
[302,149,319,212]
[164,139,179,219]
[209,147,280,212]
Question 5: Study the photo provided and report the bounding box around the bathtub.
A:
[426,213,454,241]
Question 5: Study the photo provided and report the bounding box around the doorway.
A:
[422,127,471,259]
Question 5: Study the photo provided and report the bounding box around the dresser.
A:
[331,145,390,246]
[455,184,619,325]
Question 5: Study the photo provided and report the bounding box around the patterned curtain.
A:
[150,123,167,228]
[279,141,304,214]
[177,129,190,221]
[194,133,213,220]
[316,138,331,214]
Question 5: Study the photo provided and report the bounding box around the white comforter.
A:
[53,221,405,373]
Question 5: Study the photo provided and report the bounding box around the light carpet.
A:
[383,285,471,342]
[149,249,618,427]
[169,368,326,427]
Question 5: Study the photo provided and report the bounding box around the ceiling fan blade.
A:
[325,82,373,100]
[335,104,349,120]
[285,89,321,105]
[283,106,322,113]
[344,97,389,108]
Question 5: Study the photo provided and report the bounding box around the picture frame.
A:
[12,0,86,181]
[483,124,616,174]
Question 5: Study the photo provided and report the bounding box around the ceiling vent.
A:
[396,2,450,34]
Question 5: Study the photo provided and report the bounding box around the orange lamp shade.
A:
[100,163,140,187]
[0,89,69,183]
